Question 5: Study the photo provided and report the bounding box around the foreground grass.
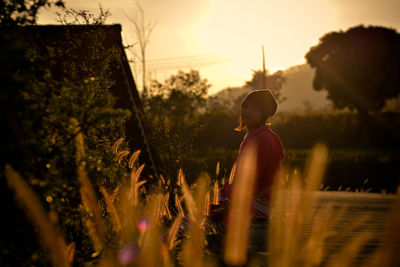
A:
[4,143,400,266]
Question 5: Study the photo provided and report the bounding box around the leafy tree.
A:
[245,69,286,103]
[0,0,64,25]
[143,70,210,181]
[305,25,400,116]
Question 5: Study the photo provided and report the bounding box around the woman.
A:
[209,89,284,226]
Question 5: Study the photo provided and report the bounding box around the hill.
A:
[212,64,331,112]
[278,64,330,111]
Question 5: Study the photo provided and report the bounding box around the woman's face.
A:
[241,99,264,129]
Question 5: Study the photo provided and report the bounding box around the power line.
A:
[145,54,217,63]
[129,54,231,71]
[126,52,211,62]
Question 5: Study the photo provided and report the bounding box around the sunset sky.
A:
[39,0,400,94]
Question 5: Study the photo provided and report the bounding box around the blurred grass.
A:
[4,142,400,266]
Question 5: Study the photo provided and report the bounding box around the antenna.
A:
[262,45,267,89]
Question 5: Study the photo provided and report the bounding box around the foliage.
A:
[55,4,110,25]
[143,70,211,182]
[272,111,400,149]
[0,0,64,26]
[284,148,400,193]
[196,108,400,192]
[305,25,400,115]
[0,7,131,265]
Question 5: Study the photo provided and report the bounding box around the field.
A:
[194,148,400,194]
[3,144,400,266]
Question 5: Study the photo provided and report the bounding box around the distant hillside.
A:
[279,64,330,111]
[211,86,250,106]
[212,64,331,112]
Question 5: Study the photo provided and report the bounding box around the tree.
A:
[0,0,64,25]
[143,70,210,181]
[245,69,286,103]
[127,3,157,99]
[305,25,400,116]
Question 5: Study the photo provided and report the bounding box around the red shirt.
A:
[221,124,284,201]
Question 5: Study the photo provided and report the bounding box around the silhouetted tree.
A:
[143,70,210,181]
[127,3,157,99]
[245,69,286,103]
[0,0,64,25]
[305,25,400,116]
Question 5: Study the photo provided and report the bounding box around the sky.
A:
[38,0,400,94]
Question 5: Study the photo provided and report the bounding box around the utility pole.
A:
[262,45,267,89]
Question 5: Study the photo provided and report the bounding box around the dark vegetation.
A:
[193,109,400,193]
[1,5,132,266]
[305,25,400,117]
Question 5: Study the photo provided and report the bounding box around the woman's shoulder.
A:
[256,125,280,141]
[256,126,284,154]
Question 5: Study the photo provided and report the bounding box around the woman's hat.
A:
[242,89,277,117]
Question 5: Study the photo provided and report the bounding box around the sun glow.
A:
[37,0,400,94]
[192,0,335,93]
